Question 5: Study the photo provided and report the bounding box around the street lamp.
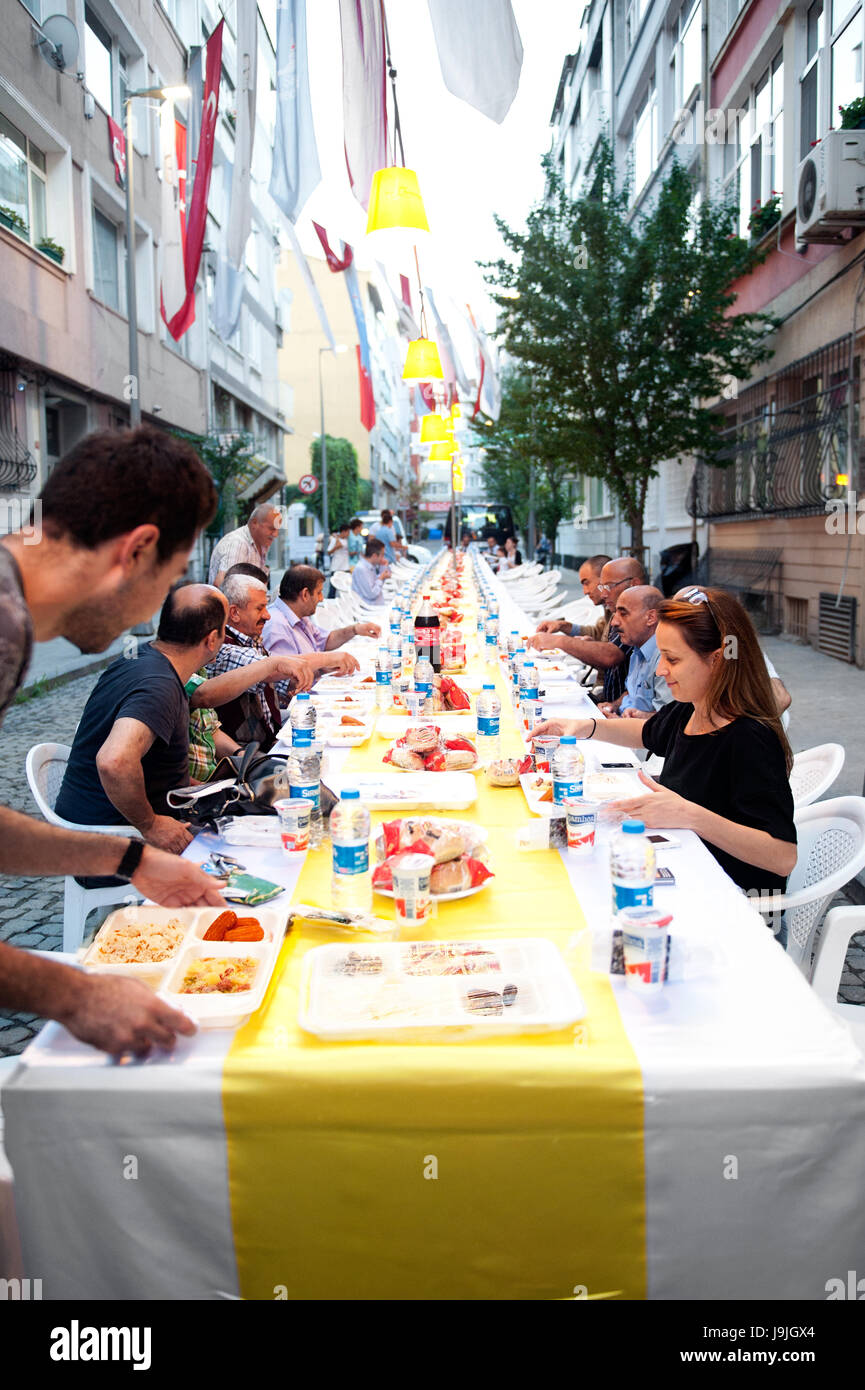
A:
[123,86,190,426]
[318,343,348,553]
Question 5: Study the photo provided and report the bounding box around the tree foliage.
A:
[481,143,779,548]
[310,435,363,532]
[173,431,261,542]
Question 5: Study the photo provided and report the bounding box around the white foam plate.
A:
[325,771,478,811]
[376,713,477,739]
[298,936,586,1040]
[375,880,489,903]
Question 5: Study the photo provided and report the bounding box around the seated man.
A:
[351,537,390,605]
[206,572,315,749]
[262,565,380,669]
[55,585,234,853]
[535,554,611,642]
[603,586,673,718]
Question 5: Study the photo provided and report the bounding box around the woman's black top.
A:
[642,702,796,895]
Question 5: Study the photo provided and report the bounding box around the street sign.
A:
[298,474,319,495]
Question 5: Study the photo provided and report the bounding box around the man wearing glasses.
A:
[527,556,646,702]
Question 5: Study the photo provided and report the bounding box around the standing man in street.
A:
[208,502,282,589]
[0,426,227,1056]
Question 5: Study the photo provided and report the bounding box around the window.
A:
[85,7,114,115]
[630,83,658,202]
[20,1,42,18]
[726,53,783,236]
[675,1,703,109]
[800,0,863,156]
[0,114,48,247]
[625,0,649,50]
[91,206,124,312]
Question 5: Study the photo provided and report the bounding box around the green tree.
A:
[310,435,362,532]
[473,369,573,548]
[172,431,260,553]
[483,143,778,550]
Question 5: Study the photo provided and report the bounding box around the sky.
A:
[291,0,580,334]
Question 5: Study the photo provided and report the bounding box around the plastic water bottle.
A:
[511,646,526,709]
[519,660,539,703]
[477,599,487,640]
[414,653,434,713]
[476,683,501,760]
[288,738,323,848]
[484,614,499,668]
[551,736,585,806]
[289,691,316,742]
[506,630,520,659]
[375,645,392,710]
[489,596,500,619]
[331,789,372,911]
[610,819,656,914]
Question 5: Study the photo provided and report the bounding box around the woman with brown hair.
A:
[531,587,797,896]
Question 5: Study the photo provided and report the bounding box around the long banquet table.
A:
[4,557,865,1301]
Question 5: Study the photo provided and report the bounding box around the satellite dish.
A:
[34,14,80,73]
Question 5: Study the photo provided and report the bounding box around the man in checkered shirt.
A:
[205,572,316,750]
[208,503,282,588]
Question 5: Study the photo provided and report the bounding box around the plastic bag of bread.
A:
[486,758,522,787]
[429,857,494,894]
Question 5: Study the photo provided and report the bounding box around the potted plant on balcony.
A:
[36,236,65,265]
[748,193,781,241]
[0,205,29,239]
[839,97,865,130]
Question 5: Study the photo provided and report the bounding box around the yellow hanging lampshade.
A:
[451,400,462,418]
[366,166,431,235]
[419,413,447,445]
[428,441,453,462]
[403,337,443,382]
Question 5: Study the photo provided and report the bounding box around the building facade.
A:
[547,0,865,663]
[1,1,286,567]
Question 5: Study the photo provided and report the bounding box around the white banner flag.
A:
[226,0,258,267]
[270,0,322,224]
[338,0,387,210]
[427,0,523,124]
[158,98,187,331]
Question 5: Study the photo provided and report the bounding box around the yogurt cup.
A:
[391,852,434,926]
[619,907,673,993]
[275,798,312,854]
[564,798,599,855]
[534,735,560,773]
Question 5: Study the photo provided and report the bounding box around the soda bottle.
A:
[551,735,585,806]
[610,819,656,914]
[476,683,501,760]
[414,594,441,674]
[331,789,372,911]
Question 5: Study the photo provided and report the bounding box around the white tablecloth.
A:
[5,572,865,1300]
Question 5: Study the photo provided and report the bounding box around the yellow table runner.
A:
[223,635,647,1300]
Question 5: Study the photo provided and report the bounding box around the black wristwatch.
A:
[116,839,145,880]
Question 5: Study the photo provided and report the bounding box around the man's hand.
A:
[535,619,569,635]
[355,622,381,639]
[322,651,359,676]
[58,974,197,1058]
[143,815,194,854]
[270,656,315,691]
[526,631,562,652]
[131,845,226,906]
[597,702,621,718]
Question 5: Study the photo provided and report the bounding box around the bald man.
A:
[56,584,237,853]
[602,585,673,718]
[209,502,282,589]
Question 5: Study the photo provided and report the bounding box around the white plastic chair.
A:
[810,906,865,1051]
[330,572,353,594]
[0,1055,23,1283]
[789,743,845,810]
[25,744,142,954]
[752,797,865,977]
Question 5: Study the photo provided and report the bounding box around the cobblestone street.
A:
[0,672,99,1055]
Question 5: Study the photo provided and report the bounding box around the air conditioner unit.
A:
[796,130,865,242]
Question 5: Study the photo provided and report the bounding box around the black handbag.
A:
[166,741,337,827]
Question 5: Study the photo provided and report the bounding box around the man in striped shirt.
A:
[208,503,282,588]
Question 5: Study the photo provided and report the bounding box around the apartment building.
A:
[0,1,285,552]
[548,0,865,663]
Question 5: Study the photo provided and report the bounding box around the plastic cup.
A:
[533,735,559,773]
[391,852,434,926]
[619,907,673,994]
[564,798,598,855]
[275,798,312,854]
[405,690,425,720]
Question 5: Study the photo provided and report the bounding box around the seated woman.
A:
[532,587,797,898]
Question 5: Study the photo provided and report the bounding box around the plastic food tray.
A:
[326,771,478,810]
[83,906,287,1027]
[519,772,562,819]
[298,937,586,1040]
[376,712,477,738]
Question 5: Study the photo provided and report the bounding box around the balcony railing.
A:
[689,383,851,520]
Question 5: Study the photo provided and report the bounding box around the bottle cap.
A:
[560,735,576,744]
[482,683,494,690]
[296,692,310,701]
[622,819,645,834]
[524,661,534,668]
[340,789,360,800]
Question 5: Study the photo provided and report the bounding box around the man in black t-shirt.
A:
[57,586,230,852]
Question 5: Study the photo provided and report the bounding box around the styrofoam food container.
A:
[159,907,286,1028]
[298,936,586,1040]
[325,771,478,811]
